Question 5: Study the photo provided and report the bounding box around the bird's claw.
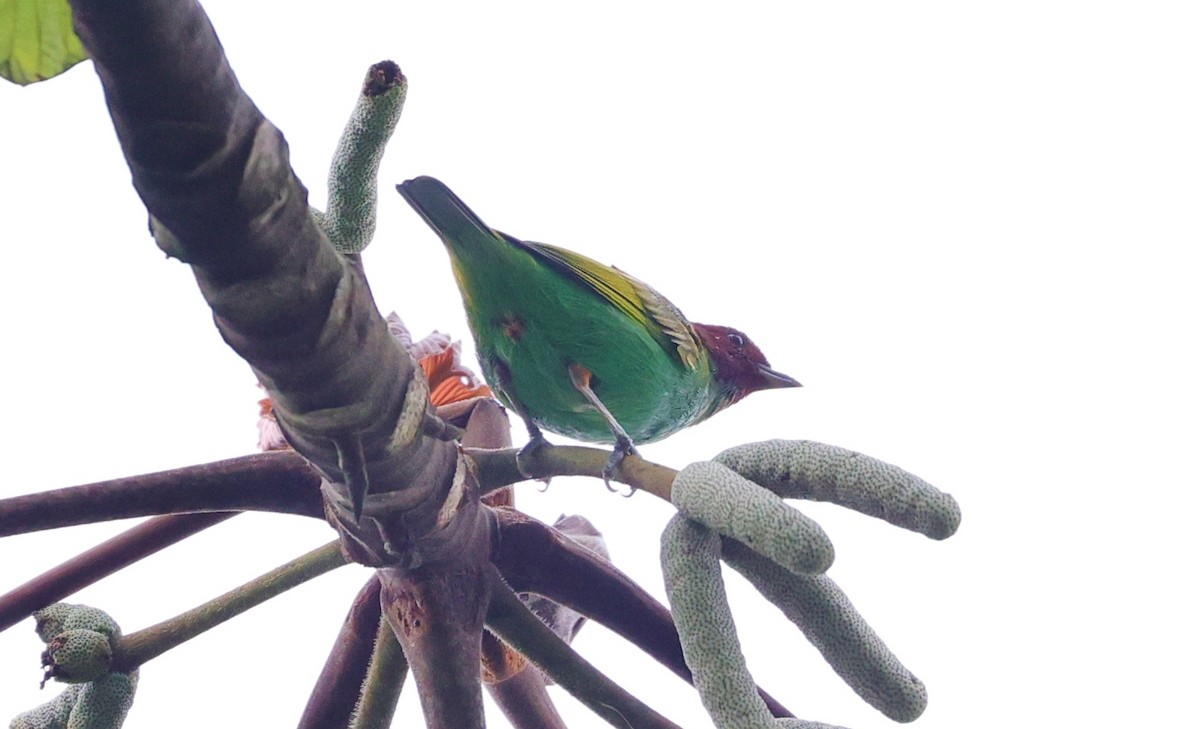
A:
[603,436,639,496]
[516,431,551,484]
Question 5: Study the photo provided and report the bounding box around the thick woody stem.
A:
[378,562,491,729]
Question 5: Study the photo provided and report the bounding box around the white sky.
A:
[1,2,1197,727]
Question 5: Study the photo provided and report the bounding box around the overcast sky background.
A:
[1,2,1196,727]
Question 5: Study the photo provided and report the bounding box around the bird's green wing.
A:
[510,235,705,371]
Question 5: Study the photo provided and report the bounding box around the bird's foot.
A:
[603,436,639,496]
[516,431,552,489]
[564,363,640,495]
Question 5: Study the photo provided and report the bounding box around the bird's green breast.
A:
[449,242,717,444]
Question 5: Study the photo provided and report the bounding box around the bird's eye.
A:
[727,333,745,347]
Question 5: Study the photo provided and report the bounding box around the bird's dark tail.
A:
[396,176,498,256]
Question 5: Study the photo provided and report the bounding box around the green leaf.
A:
[0,0,88,85]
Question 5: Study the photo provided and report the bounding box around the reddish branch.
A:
[493,508,794,719]
[0,452,322,537]
[0,513,235,632]
[297,576,383,729]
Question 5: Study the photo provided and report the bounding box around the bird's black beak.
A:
[756,364,802,390]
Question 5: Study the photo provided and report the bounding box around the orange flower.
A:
[387,312,491,408]
[257,313,491,451]
[421,345,492,407]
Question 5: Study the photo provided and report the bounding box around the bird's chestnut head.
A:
[693,323,801,405]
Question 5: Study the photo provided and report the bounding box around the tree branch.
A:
[0,452,322,536]
[0,512,235,633]
[484,566,682,729]
[467,445,677,501]
[351,614,408,729]
[112,541,347,671]
[379,561,491,729]
[69,0,468,569]
[492,508,794,719]
[297,576,382,729]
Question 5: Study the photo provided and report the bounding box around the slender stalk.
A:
[466,445,677,501]
[351,616,408,729]
[484,567,682,729]
[486,667,568,729]
[112,541,347,671]
[492,509,794,718]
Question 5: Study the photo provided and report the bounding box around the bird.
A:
[396,176,800,488]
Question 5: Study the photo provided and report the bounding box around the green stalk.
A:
[113,541,347,670]
[351,617,408,729]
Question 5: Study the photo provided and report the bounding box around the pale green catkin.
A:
[34,605,119,643]
[661,515,777,728]
[672,461,835,576]
[722,539,927,723]
[312,64,407,254]
[42,630,113,684]
[661,516,855,729]
[12,605,137,729]
[66,672,138,729]
[715,440,960,540]
[8,685,81,729]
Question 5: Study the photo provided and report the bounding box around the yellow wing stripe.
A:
[518,238,704,371]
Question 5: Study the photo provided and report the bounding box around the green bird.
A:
[396,176,800,486]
